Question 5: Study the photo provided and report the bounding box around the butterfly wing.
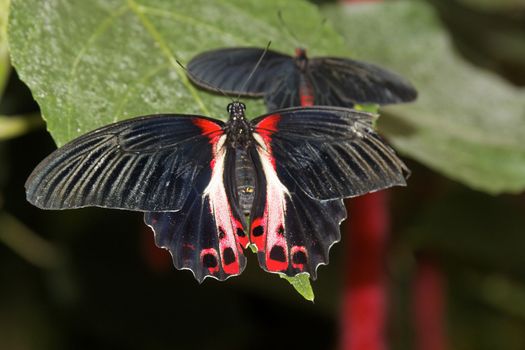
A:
[25,115,224,211]
[249,143,347,278]
[145,147,248,282]
[263,67,302,111]
[307,57,417,106]
[246,106,408,277]
[252,106,409,201]
[186,47,291,96]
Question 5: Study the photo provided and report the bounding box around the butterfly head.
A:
[295,47,307,59]
[227,101,247,121]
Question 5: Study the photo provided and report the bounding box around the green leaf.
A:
[323,1,525,194]
[0,0,10,96]
[280,274,315,302]
[8,0,345,146]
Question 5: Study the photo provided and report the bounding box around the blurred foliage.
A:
[1,0,525,349]
[431,0,525,85]
[458,0,525,12]
[407,190,525,273]
[0,0,9,96]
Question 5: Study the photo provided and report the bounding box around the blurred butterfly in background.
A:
[25,102,409,282]
[187,46,417,110]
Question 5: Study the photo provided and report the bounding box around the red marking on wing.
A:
[193,118,223,170]
[291,246,307,271]
[202,134,245,277]
[251,218,290,273]
[233,219,249,248]
[200,248,220,274]
[267,244,289,272]
[217,223,241,275]
[255,114,280,168]
[256,114,280,141]
[251,130,292,274]
[250,217,266,249]
[192,118,223,142]
[221,250,239,275]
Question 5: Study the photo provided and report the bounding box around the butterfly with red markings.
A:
[187,47,417,111]
[26,102,409,282]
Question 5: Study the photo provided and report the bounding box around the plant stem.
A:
[0,114,44,140]
[0,211,63,269]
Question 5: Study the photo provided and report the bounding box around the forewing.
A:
[187,47,291,96]
[252,106,409,201]
[145,138,248,282]
[249,142,346,278]
[308,57,417,106]
[26,115,224,211]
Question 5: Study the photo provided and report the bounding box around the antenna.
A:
[235,41,272,101]
[278,10,329,53]
[176,59,234,103]
[310,17,328,49]
[277,10,301,47]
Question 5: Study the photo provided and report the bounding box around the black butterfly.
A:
[187,47,417,110]
[26,103,409,282]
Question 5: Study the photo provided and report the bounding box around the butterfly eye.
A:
[240,102,246,110]
[226,103,233,113]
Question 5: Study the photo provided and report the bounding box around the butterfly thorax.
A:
[294,47,308,72]
[225,102,253,149]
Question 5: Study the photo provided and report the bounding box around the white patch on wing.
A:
[203,135,241,274]
[253,133,290,269]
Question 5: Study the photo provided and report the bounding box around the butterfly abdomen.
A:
[234,149,256,215]
[298,74,314,107]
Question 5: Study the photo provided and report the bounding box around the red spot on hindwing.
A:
[250,217,266,250]
[217,224,241,275]
[291,246,307,271]
[234,219,249,248]
[267,244,288,272]
[200,248,220,274]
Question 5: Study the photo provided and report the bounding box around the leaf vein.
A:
[126,0,210,116]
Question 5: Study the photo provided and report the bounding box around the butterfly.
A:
[187,47,418,110]
[26,102,409,282]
